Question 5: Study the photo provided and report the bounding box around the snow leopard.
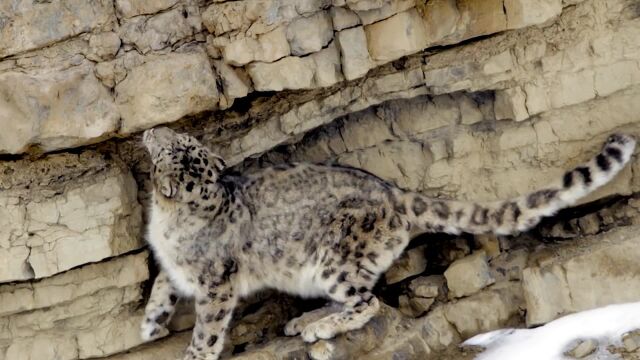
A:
[140,126,635,360]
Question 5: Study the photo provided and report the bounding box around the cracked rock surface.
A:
[1,0,640,359]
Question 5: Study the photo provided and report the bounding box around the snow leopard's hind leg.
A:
[298,225,401,343]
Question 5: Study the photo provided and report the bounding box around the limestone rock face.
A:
[116,51,219,134]
[222,27,291,66]
[444,251,495,299]
[336,26,375,81]
[286,11,333,56]
[247,57,315,91]
[410,276,445,299]
[0,252,149,360]
[0,0,583,155]
[118,6,202,54]
[0,151,142,282]
[0,0,639,359]
[385,245,428,285]
[364,9,428,62]
[504,0,562,29]
[0,253,148,316]
[115,0,180,18]
[523,226,640,326]
[5,305,146,360]
[565,339,598,359]
[0,63,119,154]
[443,282,524,338]
[0,0,116,58]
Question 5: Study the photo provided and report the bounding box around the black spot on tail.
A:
[509,202,521,222]
[412,197,428,216]
[493,202,510,226]
[526,189,559,208]
[563,171,574,188]
[606,147,623,163]
[432,201,450,220]
[471,205,489,225]
[575,167,592,186]
[596,154,610,172]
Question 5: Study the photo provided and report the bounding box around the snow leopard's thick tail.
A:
[401,134,636,236]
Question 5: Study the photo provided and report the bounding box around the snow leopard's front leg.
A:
[141,270,180,341]
[184,281,237,360]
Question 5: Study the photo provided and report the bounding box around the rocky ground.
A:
[1,0,640,359]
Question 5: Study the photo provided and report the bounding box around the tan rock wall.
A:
[1,0,575,155]
[0,252,149,360]
[0,0,639,359]
[0,152,142,282]
[523,226,640,326]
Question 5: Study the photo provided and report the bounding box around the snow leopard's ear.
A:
[196,148,226,180]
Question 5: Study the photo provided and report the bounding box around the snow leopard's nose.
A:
[142,128,154,145]
[143,127,176,148]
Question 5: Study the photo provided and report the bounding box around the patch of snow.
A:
[463,301,640,360]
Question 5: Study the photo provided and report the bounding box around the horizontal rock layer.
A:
[196,0,640,174]
[0,0,580,155]
[0,151,142,282]
[1,0,639,359]
[523,225,640,326]
[0,252,149,360]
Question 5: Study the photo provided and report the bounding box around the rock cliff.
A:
[1,0,640,359]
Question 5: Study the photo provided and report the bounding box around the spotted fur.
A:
[401,133,636,236]
[141,128,635,360]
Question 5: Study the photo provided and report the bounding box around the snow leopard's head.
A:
[143,127,226,202]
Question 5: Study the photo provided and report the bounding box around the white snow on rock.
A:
[464,301,640,360]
